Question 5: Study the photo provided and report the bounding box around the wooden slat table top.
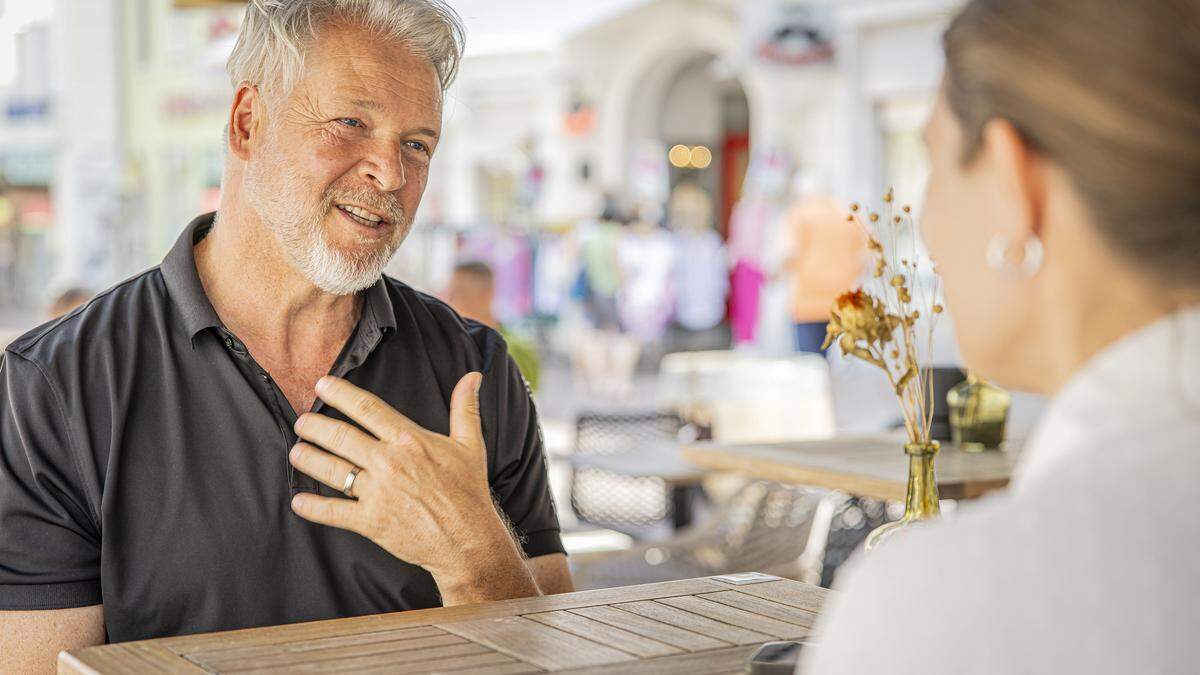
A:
[59,576,829,674]
[682,434,1023,501]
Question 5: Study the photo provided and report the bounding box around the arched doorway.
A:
[624,52,751,238]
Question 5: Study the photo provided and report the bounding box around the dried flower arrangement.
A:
[823,188,944,446]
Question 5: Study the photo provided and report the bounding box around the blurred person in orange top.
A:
[783,177,867,354]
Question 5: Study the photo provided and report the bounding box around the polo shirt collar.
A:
[161,212,398,345]
[161,212,223,342]
[361,268,398,338]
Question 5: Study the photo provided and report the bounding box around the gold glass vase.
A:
[947,372,1012,451]
[864,441,940,551]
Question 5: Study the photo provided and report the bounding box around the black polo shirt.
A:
[0,213,563,642]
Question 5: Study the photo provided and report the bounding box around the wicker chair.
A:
[816,495,897,587]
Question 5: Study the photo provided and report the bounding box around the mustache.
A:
[322,186,407,225]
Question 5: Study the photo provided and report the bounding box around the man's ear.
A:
[227,83,264,162]
[980,118,1047,242]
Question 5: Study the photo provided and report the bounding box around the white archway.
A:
[595,5,768,195]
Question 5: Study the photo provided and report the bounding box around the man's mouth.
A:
[335,204,389,227]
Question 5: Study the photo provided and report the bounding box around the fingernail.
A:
[315,377,331,393]
[289,444,301,462]
[291,494,304,511]
[294,415,305,432]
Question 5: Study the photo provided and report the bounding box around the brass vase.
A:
[864,441,940,551]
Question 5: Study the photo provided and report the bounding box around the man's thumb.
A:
[449,372,484,449]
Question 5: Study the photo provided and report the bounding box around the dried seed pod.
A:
[850,203,860,212]
[890,275,906,287]
[902,205,912,213]
[869,213,880,223]
[933,304,944,314]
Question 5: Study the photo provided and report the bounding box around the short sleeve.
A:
[483,345,564,560]
[0,350,102,609]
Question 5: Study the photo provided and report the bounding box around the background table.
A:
[682,434,1022,501]
[60,575,828,674]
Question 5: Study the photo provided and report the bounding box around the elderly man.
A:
[0,1,571,670]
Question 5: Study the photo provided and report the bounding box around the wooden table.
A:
[682,434,1022,501]
[60,575,828,674]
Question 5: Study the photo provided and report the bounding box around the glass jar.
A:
[947,372,1012,451]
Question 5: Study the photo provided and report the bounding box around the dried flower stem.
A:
[824,189,943,445]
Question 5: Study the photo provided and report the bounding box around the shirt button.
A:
[224,337,234,350]
[259,371,270,382]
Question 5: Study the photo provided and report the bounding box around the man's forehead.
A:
[303,22,443,118]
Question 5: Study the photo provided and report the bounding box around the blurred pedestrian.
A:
[612,205,674,390]
[444,260,540,392]
[783,179,866,354]
[572,197,639,396]
[47,287,92,319]
[668,182,729,346]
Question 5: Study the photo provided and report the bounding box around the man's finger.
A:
[294,413,381,469]
[290,492,362,532]
[289,442,370,497]
[315,376,413,441]
[448,372,484,451]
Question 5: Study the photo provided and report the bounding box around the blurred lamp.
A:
[668,144,693,168]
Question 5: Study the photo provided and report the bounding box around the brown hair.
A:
[452,260,494,286]
[943,0,1200,288]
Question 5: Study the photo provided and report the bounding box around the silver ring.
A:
[341,466,362,497]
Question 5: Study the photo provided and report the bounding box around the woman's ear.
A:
[227,83,263,163]
[981,118,1047,242]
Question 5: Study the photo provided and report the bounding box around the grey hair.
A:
[227,0,465,98]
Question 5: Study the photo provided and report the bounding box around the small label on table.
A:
[712,572,781,585]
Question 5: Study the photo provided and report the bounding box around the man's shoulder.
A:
[380,274,507,359]
[5,266,168,367]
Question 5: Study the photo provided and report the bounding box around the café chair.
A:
[569,479,822,590]
[566,410,698,538]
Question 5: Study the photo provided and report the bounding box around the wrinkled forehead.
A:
[295,20,444,117]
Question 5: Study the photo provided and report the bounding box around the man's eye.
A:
[405,141,430,154]
[338,118,364,129]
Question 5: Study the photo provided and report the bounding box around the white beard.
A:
[245,141,407,297]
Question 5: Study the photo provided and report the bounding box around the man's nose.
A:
[360,141,406,193]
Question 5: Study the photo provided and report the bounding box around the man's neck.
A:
[194,201,361,366]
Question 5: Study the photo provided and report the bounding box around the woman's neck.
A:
[1040,265,1192,394]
